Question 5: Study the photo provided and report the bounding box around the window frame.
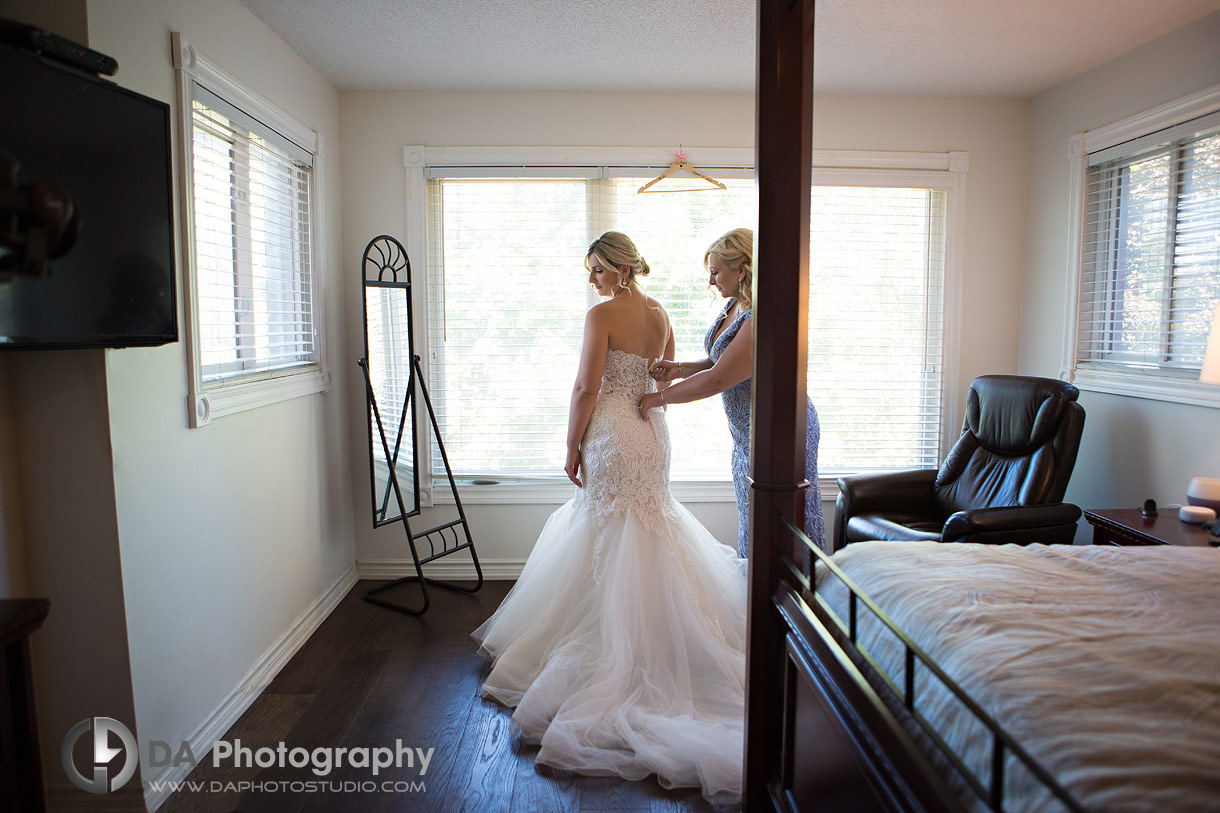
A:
[405,146,966,504]
[1062,82,1220,409]
[172,33,330,428]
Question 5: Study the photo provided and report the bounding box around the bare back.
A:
[598,292,671,361]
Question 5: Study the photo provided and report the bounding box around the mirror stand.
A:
[359,235,483,615]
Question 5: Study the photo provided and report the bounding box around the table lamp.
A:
[1202,302,1220,385]
[1188,477,1220,513]
[1188,305,1220,534]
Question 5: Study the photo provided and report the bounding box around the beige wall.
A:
[1019,11,1220,523]
[85,0,354,804]
[6,350,144,805]
[338,90,1028,565]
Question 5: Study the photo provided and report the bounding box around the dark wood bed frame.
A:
[746,3,1080,810]
[776,519,1083,812]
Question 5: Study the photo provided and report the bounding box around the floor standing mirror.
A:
[358,234,483,615]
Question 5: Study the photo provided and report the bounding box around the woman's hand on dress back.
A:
[650,360,680,383]
[564,446,583,488]
[638,392,664,421]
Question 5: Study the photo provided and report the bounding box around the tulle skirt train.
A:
[472,496,748,808]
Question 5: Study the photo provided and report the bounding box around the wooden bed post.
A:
[745,0,815,809]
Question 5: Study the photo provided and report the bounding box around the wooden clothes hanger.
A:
[638,151,727,194]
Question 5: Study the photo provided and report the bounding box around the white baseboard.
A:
[140,563,359,811]
[357,556,525,581]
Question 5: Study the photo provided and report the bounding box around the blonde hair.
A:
[704,227,754,311]
[586,231,651,290]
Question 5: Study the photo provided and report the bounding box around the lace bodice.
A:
[574,349,678,548]
[597,348,657,400]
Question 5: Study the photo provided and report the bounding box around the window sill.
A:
[190,367,329,427]
[1071,368,1220,410]
[428,476,844,506]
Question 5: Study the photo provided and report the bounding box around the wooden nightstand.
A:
[1083,508,1215,547]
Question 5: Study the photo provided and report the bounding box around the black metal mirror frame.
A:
[360,235,420,525]
[356,234,483,615]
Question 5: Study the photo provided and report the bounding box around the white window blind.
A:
[426,178,591,478]
[1077,115,1220,378]
[425,174,755,480]
[189,83,317,384]
[422,166,949,481]
[810,186,945,469]
[608,175,757,476]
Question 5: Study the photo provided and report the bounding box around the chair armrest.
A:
[942,503,1083,544]
[836,469,938,516]
[833,469,937,551]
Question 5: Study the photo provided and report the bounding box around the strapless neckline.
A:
[606,348,654,363]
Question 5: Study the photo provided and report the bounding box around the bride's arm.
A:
[639,317,752,419]
[564,308,609,487]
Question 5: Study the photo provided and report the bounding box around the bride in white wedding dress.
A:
[472,232,748,807]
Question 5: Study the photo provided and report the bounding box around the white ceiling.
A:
[240,0,1220,97]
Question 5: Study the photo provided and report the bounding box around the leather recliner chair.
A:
[833,375,1085,550]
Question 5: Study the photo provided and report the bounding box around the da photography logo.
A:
[62,717,138,794]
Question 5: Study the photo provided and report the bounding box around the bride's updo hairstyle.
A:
[586,231,651,291]
[704,228,754,311]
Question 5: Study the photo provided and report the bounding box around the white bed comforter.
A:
[815,542,1220,812]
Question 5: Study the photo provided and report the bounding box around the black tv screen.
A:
[0,41,177,348]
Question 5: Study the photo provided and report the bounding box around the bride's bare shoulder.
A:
[645,295,671,328]
[586,298,617,318]
[595,293,668,333]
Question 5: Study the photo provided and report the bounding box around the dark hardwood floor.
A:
[162,579,716,813]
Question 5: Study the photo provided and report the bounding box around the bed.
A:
[778,532,1220,812]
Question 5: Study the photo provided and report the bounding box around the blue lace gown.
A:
[705,300,825,557]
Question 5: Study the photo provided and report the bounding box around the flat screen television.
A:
[0,39,177,348]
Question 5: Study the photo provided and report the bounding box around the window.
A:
[1067,84,1220,408]
[424,174,752,480]
[590,176,759,476]
[173,34,326,427]
[425,177,595,477]
[408,148,961,498]
[810,185,946,469]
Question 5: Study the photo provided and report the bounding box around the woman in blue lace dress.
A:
[639,228,824,557]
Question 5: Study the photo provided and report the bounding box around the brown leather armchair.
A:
[833,375,1085,550]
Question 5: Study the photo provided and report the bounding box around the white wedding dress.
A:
[472,349,748,807]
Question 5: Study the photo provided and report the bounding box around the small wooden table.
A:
[1083,508,1215,547]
